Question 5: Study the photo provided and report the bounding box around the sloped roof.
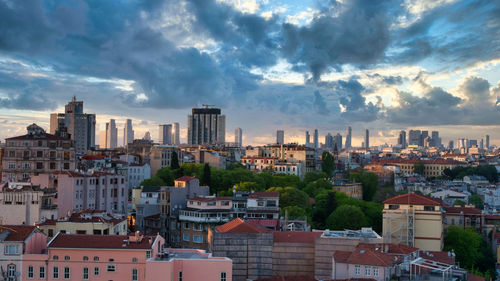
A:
[443,206,482,215]
[175,176,197,182]
[0,225,38,242]
[383,193,441,206]
[215,218,269,234]
[333,247,402,266]
[357,243,418,255]
[49,234,153,249]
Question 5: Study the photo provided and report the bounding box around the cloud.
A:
[0,89,57,110]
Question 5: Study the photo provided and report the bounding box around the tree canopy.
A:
[321,152,335,176]
[326,205,368,230]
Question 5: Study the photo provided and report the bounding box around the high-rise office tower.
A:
[305,131,310,147]
[325,133,333,148]
[187,107,226,145]
[398,130,407,148]
[143,132,152,141]
[276,130,284,145]
[431,131,440,147]
[314,129,319,149]
[420,131,428,147]
[448,140,454,149]
[172,122,180,145]
[50,96,96,154]
[159,124,173,145]
[334,133,343,150]
[123,119,134,147]
[469,139,478,147]
[364,129,369,149]
[235,128,243,147]
[485,135,490,149]
[408,130,421,146]
[480,139,484,149]
[345,126,352,148]
[105,119,117,149]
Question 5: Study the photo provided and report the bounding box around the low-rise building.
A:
[128,163,151,189]
[246,192,280,220]
[150,145,183,177]
[443,205,483,233]
[374,159,466,178]
[430,190,469,206]
[0,182,53,225]
[330,179,363,199]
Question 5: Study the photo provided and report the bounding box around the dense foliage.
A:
[443,165,498,183]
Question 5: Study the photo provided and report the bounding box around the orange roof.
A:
[357,243,418,255]
[49,234,153,249]
[0,225,38,241]
[419,250,454,265]
[375,158,466,165]
[334,247,402,266]
[383,193,441,206]
[443,206,482,215]
[273,231,322,243]
[249,192,280,198]
[175,176,196,182]
[215,218,269,234]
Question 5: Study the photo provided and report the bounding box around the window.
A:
[132,257,138,263]
[389,204,400,210]
[83,256,89,261]
[183,222,190,229]
[63,267,70,280]
[27,266,34,279]
[355,265,360,275]
[193,235,203,243]
[106,265,116,272]
[365,266,371,276]
[48,229,54,237]
[82,267,89,280]
[93,267,99,276]
[39,266,45,279]
[193,224,202,231]
[220,272,227,281]
[4,244,19,254]
[7,264,15,279]
[132,268,138,281]
[373,267,379,277]
[64,256,70,261]
[179,271,183,281]
[146,251,151,259]
[183,233,190,242]
[257,201,264,206]
[94,256,99,262]
[424,206,435,211]
[53,267,59,279]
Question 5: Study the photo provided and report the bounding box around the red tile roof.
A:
[419,250,454,265]
[49,234,153,249]
[357,243,418,255]
[175,176,197,182]
[215,218,269,234]
[383,193,441,206]
[273,231,322,243]
[249,192,280,198]
[6,133,70,141]
[0,225,38,241]
[443,206,482,215]
[333,247,402,266]
[375,158,466,165]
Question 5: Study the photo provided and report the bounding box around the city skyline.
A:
[0,1,500,146]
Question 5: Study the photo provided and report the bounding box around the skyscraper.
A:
[187,107,226,145]
[50,96,96,154]
[431,131,440,147]
[105,119,117,149]
[123,119,134,147]
[324,133,333,148]
[345,126,352,148]
[364,129,369,150]
[485,135,490,149]
[398,130,407,148]
[420,131,428,147]
[276,130,284,145]
[143,131,152,141]
[408,130,421,146]
[235,128,242,147]
[159,124,173,145]
[305,131,310,147]
[334,133,343,150]
[314,129,319,149]
[172,122,180,145]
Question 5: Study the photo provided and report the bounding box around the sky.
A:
[0,0,499,147]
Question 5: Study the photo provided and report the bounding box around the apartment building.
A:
[330,179,363,199]
[382,193,443,251]
[374,159,465,177]
[245,144,316,173]
[150,145,183,176]
[442,205,483,233]
[32,171,128,215]
[128,163,151,189]
[2,124,76,182]
[246,192,280,220]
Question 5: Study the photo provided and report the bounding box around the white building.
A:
[128,163,151,189]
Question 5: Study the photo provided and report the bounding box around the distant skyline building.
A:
[276,130,284,145]
[105,119,117,149]
[172,122,180,145]
[420,130,428,147]
[143,131,152,141]
[334,133,342,150]
[314,129,318,149]
[364,129,369,149]
[485,135,490,149]
[235,128,242,147]
[431,131,440,147]
[408,130,421,146]
[345,126,352,148]
[159,124,173,145]
[305,131,310,147]
[123,119,134,147]
[187,107,225,145]
[50,96,96,154]
[398,130,407,148]
[324,133,333,148]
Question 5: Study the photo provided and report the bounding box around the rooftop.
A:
[175,176,197,182]
[248,192,280,198]
[383,192,441,206]
[48,233,154,250]
[321,228,381,239]
[333,247,402,266]
[0,225,39,242]
[273,231,323,243]
[215,218,269,234]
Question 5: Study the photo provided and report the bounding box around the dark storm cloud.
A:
[0,89,56,110]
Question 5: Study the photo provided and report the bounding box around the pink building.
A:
[0,225,47,281]
[21,233,232,281]
[32,171,128,216]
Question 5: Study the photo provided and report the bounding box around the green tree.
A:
[175,167,184,179]
[303,179,331,198]
[321,152,335,176]
[469,194,484,210]
[226,162,245,170]
[326,205,368,230]
[444,226,483,269]
[170,151,180,169]
[349,172,378,201]
[304,172,328,184]
[201,163,212,191]
[267,186,310,209]
[313,190,337,229]
[156,167,174,186]
[452,199,466,207]
[140,176,165,187]
[236,182,259,192]
[413,161,425,175]
[282,206,308,220]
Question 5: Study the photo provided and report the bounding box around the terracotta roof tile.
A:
[333,250,352,263]
[49,234,153,249]
[333,246,402,267]
[215,218,269,234]
[0,225,37,241]
[175,176,197,182]
[419,250,454,265]
[357,243,418,255]
[443,206,482,215]
[6,133,70,141]
[273,231,322,243]
[383,193,441,206]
